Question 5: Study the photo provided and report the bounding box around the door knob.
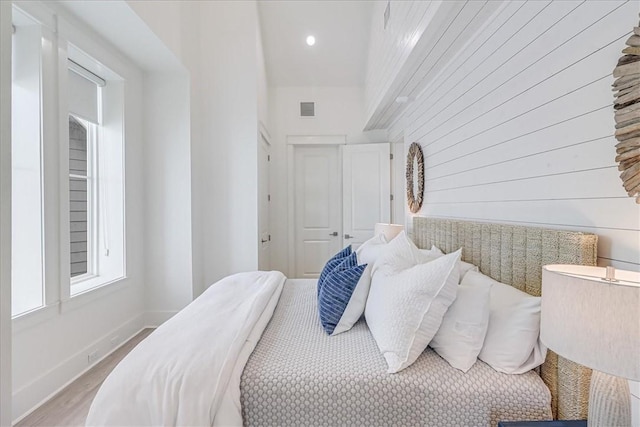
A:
[329,232,338,236]
[261,239,268,243]
[344,234,353,239]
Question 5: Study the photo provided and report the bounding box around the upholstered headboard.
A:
[412,216,598,420]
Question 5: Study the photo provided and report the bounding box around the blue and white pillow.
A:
[318,252,367,336]
[317,246,352,297]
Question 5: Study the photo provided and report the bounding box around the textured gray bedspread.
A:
[240,279,552,427]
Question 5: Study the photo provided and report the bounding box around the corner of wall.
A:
[0,1,13,424]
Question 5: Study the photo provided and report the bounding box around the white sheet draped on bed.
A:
[85,271,286,427]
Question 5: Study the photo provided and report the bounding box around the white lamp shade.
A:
[374,223,404,242]
[541,265,640,381]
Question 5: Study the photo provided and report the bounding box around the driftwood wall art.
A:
[613,17,640,204]
[406,142,424,213]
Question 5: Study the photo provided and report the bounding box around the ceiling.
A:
[258,0,373,87]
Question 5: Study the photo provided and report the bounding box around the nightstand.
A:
[498,421,587,427]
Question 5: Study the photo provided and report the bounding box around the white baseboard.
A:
[144,310,177,327]
[11,314,145,425]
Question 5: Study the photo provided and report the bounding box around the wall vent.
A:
[300,102,315,117]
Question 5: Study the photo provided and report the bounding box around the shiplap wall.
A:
[391,0,639,271]
[364,1,434,123]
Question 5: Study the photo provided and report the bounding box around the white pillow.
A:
[459,260,479,282]
[371,230,424,276]
[325,265,372,336]
[419,245,443,260]
[420,245,480,283]
[355,233,387,265]
[365,249,461,373]
[420,246,479,282]
[330,234,387,335]
[429,282,491,372]
[462,271,547,374]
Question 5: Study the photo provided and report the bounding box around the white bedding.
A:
[85,271,285,427]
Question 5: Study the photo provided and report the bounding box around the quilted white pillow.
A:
[371,230,424,276]
[421,246,479,282]
[365,248,461,373]
[418,245,443,261]
[462,271,547,374]
[429,281,491,372]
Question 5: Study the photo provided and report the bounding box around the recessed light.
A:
[306,35,316,46]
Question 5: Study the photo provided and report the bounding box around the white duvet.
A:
[86,271,286,427]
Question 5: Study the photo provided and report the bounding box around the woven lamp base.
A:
[588,370,631,427]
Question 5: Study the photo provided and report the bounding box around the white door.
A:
[294,145,341,278]
[342,143,391,249]
[258,135,270,270]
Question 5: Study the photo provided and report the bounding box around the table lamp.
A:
[374,223,404,242]
[541,265,640,426]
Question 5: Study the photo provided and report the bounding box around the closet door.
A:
[342,143,390,249]
[293,145,342,278]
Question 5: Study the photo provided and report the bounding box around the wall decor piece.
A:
[613,18,640,204]
[406,142,424,213]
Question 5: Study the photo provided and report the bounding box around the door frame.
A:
[287,135,346,278]
[391,131,405,226]
[258,128,271,270]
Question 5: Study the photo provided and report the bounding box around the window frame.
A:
[10,4,55,319]
[62,45,126,298]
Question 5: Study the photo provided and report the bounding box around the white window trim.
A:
[65,56,126,298]
[10,3,52,319]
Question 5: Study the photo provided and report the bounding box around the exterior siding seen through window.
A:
[69,116,88,277]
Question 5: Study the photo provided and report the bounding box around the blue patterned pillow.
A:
[318,252,367,335]
[317,246,352,297]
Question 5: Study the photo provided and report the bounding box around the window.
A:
[69,115,95,279]
[11,8,45,316]
[67,51,125,296]
[11,3,129,317]
[66,52,126,296]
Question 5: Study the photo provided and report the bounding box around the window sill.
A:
[62,275,128,314]
[12,303,59,333]
[70,274,109,295]
[12,276,130,332]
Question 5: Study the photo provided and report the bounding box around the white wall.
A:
[1,1,13,424]
[193,1,260,293]
[6,0,269,421]
[142,72,193,323]
[257,16,269,131]
[9,3,148,422]
[268,86,388,275]
[372,0,640,420]
[130,1,265,296]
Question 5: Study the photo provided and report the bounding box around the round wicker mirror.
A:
[613,20,640,204]
[406,142,424,213]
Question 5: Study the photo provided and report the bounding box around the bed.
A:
[86,217,598,427]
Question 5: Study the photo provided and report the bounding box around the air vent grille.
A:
[300,102,315,117]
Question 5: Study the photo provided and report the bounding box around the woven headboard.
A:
[412,216,598,420]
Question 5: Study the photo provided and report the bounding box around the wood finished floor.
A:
[16,328,153,427]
